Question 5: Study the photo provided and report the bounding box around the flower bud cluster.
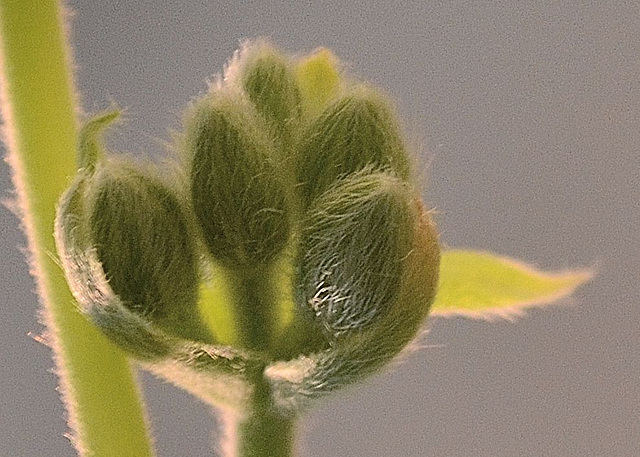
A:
[55,41,440,413]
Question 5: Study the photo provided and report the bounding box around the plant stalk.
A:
[0,1,155,455]
[220,374,296,457]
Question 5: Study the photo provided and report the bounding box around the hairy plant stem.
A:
[0,1,154,455]
[228,268,279,351]
[222,373,296,457]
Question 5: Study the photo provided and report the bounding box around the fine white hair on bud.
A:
[297,170,416,337]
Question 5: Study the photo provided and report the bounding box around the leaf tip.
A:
[430,249,594,320]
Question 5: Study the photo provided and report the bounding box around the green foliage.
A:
[431,250,592,318]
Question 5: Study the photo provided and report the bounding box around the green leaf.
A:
[431,250,592,319]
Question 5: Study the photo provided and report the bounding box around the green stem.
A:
[229,267,280,352]
[235,409,295,457]
[221,377,296,457]
[0,1,155,456]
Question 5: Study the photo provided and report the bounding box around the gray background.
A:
[1,1,639,456]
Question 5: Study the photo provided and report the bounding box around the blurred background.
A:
[1,1,639,456]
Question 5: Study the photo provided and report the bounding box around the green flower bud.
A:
[55,112,211,348]
[84,159,207,342]
[297,171,434,338]
[186,91,291,266]
[296,86,412,206]
[269,174,439,411]
[229,40,302,146]
[56,170,175,361]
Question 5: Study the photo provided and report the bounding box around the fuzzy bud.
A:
[297,87,412,206]
[297,171,434,337]
[186,92,292,266]
[84,160,208,342]
[233,40,302,146]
